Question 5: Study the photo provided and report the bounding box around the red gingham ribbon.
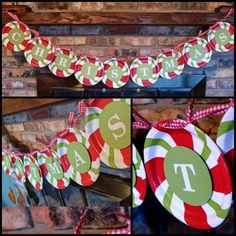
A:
[68,99,94,127]
[133,99,234,130]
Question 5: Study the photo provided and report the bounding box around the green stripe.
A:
[195,127,211,161]
[90,167,100,175]
[83,113,99,125]
[108,146,116,167]
[163,187,173,214]
[144,138,171,150]
[217,121,234,137]
[208,199,230,219]
[57,142,68,149]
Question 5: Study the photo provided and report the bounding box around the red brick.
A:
[123,37,154,46]
[73,47,105,57]
[24,122,44,132]
[2,68,7,79]
[6,68,37,78]
[171,36,189,46]
[30,207,50,224]
[47,36,86,46]
[155,37,172,46]
[42,120,66,132]
[87,37,121,47]
[106,26,138,34]
[80,2,103,11]
[21,133,37,143]
[10,124,25,132]
[10,132,22,142]
[26,80,37,90]
[103,2,138,11]
[29,108,50,120]
[2,56,32,68]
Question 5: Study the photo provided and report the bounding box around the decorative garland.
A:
[132,99,234,230]
[2,10,234,88]
[2,99,131,191]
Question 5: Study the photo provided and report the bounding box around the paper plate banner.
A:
[57,128,100,186]
[2,10,234,87]
[24,37,55,67]
[84,99,131,169]
[37,149,70,189]
[132,144,147,208]
[2,20,31,52]
[144,119,232,229]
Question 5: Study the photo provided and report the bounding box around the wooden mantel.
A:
[2,5,234,25]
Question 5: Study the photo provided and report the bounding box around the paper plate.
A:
[57,128,100,186]
[182,37,212,68]
[11,154,26,183]
[75,56,104,86]
[144,119,232,229]
[24,37,55,67]
[216,106,234,174]
[48,48,77,78]
[132,144,147,208]
[2,20,31,51]
[37,149,70,189]
[208,22,234,52]
[2,150,14,175]
[156,49,185,79]
[84,99,131,169]
[102,58,130,88]
[130,56,159,86]
[24,154,43,190]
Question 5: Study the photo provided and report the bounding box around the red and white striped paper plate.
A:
[144,119,232,229]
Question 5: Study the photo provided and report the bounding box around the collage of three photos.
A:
[1,1,234,235]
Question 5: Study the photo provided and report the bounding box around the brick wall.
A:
[2,2,234,97]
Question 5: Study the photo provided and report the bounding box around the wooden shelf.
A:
[2,11,234,25]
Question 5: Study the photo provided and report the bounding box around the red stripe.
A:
[2,25,12,33]
[142,80,152,86]
[7,41,14,51]
[210,154,232,194]
[31,58,39,67]
[88,144,99,162]
[6,169,10,175]
[105,79,113,88]
[184,204,211,229]
[229,25,234,34]
[145,158,165,190]
[88,129,105,155]
[120,146,131,166]
[88,56,96,64]
[65,132,78,143]
[120,75,129,83]
[35,182,41,190]
[197,61,207,67]
[25,165,30,175]
[92,99,113,109]
[60,154,71,172]
[104,63,111,71]
[19,22,27,32]
[40,163,48,175]
[57,179,66,189]
[118,60,124,68]
[224,43,234,50]
[75,64,82,72]
[130,68,137,77]
[81,172,92,186]
[135,176,147,200]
